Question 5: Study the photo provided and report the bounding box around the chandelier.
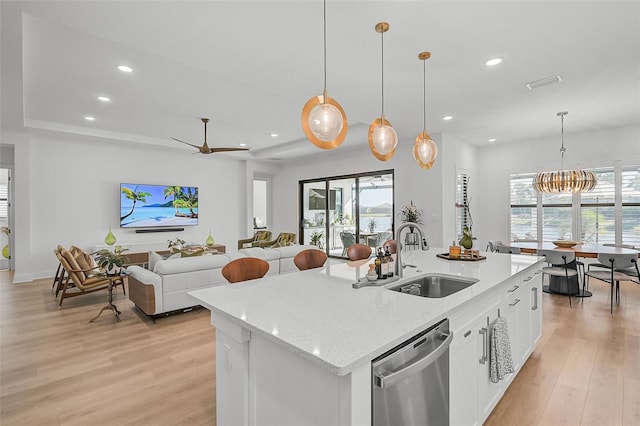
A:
[533,112,597,193]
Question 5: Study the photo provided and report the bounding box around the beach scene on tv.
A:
[120,184,198,228]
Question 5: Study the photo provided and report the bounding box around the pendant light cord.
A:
[423,59,426,132]
[323,0,327,94]
[380,29,385,118]
[560,113,565,170]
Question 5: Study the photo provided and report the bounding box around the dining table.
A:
[507,242,639,297]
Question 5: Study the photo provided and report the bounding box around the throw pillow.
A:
[148,251,180,272]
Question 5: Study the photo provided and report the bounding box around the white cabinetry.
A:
[449,264,543,426]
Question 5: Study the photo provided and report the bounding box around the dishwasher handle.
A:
[374,330,453,389]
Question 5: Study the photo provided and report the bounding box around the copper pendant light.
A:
[368,22,397,161]
[301,0,347,149]
[414,51,438,169]
[533,112,597,193]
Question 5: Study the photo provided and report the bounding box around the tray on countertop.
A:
[436,253,486,262]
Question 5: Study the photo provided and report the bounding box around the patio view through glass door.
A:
[300,170,394,259]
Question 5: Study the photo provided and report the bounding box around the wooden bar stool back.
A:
[222,257,269,283]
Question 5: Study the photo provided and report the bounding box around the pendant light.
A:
[414,51,438,169]
[369,22,397,161]
[533,112,597,193]
[301,0,347,149]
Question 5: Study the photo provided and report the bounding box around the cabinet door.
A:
[450,325,479,426]
[529,272,543,345]
[476,308,505,423]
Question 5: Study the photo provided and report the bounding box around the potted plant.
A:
[310,231,324,249]
[399,201,423,229]
[95,245,129,275]
[167,237,186,254]
[368,217,377,233]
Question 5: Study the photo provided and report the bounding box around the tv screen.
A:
[309,188,336,210]
[120,183,198,228]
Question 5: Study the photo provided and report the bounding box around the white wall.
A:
[474,124,640,250]
[10,129,247,282]
[270,134,449,249]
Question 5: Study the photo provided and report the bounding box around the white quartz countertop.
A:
[189,248,542,376]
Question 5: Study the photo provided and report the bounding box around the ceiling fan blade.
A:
[208,147,250,153]
[171,137,202,149]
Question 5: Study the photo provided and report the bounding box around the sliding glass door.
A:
[300,170,394,258]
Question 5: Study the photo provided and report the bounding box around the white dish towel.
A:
[490,316,514,383]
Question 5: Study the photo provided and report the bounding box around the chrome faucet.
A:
[395,222,429,278]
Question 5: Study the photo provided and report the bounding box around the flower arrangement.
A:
[399,200,423,224]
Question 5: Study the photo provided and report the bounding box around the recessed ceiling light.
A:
[270,133,278,138]
[97,96,111,102]
[239,143,247,147]
[84,116,95,121]
[485,58,502,67]
[442,115,454,121]
[488,138,497,142]
[117,65,133,73]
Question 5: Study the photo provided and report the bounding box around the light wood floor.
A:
[0,271,638,425]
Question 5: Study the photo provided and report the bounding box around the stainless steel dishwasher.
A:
[372,318,452,426]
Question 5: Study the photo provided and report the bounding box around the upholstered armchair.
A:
[256,232,297,248]
[237,230,272,250]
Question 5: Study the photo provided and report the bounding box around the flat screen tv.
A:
[120,183,198,228]
[308,188,336,210]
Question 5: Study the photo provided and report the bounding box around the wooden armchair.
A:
[256,232,297,248]
[221,258,269,283]
[237,230,272,250]
[56,246,125,309]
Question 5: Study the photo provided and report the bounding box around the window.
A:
[0,168,8,219]
[455,172,471,241]
[300,170,394,258]
[509,164,639,246]
[509,174,537,241]
[621,166,640,247]
[542,191,572,241]
[580,168,615,244]
[253,178,269,229]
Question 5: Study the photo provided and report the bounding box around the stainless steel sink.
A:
[388,274,479,298]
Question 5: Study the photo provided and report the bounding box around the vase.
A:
[104,225,116,246]
[206,229,214,247]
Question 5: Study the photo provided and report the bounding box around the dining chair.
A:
[221,257,269,283]
[585,252,639,313]
[485,240,502,252]
[538,249,579,307]
[293,249,328,271]
[495,244,521,254]
[339,231,356,256]
[346,243,372,261]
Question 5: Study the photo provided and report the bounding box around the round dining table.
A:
[507,242,639,297]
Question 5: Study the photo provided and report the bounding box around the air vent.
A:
[525,75,562,90]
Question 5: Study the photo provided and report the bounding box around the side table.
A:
[89,272,127,323]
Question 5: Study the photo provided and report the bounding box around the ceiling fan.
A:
[171,118,249,154]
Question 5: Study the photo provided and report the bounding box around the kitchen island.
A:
[189,249,544,426]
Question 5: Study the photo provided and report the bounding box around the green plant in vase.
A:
[310,231,324,249]
[368,217,377,233]
[459,226,474,249]
[95,245,129,274]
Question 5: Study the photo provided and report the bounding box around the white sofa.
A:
[126,245,320,317]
